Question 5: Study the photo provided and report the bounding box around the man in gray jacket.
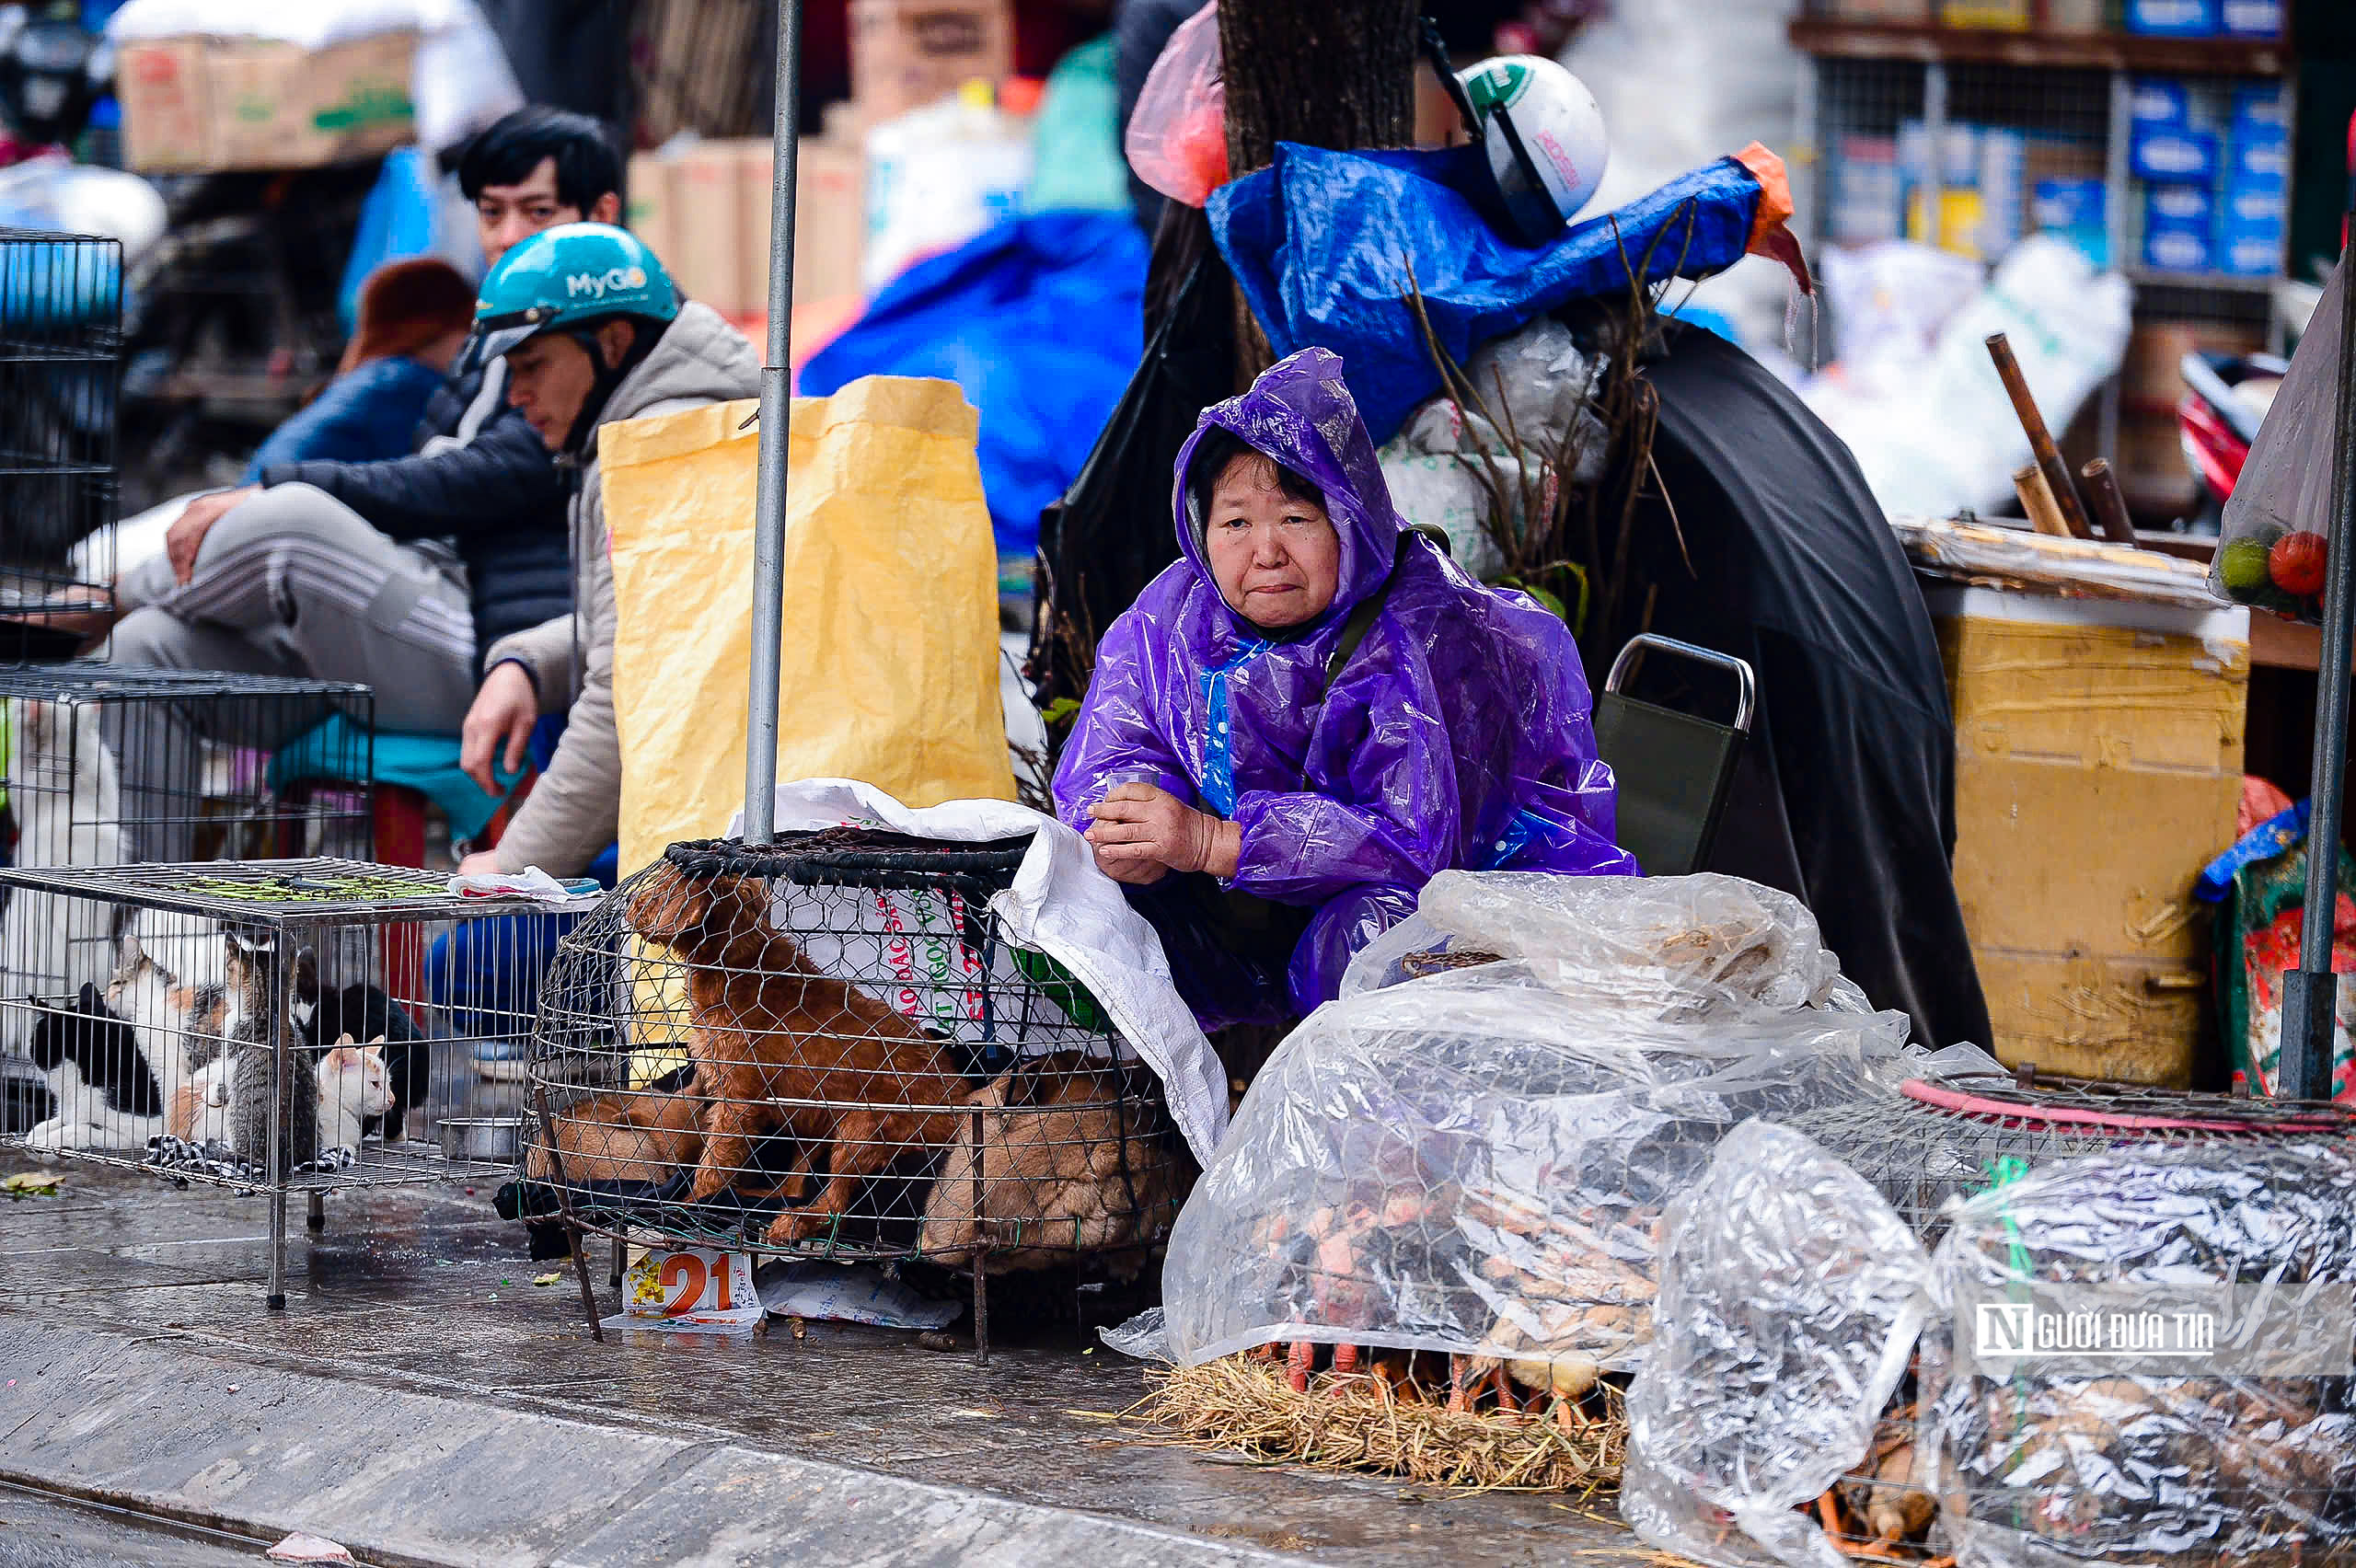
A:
[452,222,761,878]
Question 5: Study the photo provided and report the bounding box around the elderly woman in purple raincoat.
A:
[1053,347,1636,1029]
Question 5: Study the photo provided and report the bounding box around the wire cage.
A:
[0,228,121,661]
[0,666,375,1111]
[1785,1066,2356,1243]
[0,859,563,1309]
[522,832,1194,1348]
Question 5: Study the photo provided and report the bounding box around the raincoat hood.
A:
[1172,347,1401,632]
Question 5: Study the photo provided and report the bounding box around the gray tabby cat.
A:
[220,930,318,1178]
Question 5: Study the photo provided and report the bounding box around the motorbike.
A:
[2176,351,2286,535]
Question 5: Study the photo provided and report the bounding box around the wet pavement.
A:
[0,1155,1650,1566]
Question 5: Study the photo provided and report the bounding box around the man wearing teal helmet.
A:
[453,223,760,879]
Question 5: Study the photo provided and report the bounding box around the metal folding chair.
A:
[1592,633,1756,877]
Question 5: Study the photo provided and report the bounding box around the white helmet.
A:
[1455,55,1610,245]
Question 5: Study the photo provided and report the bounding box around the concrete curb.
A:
[0,1319,1293,1568]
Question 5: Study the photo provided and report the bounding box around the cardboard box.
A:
[2121,317,2264,409]
[2034,177,2108,265]
[850,0,1012,123]
[791,137,866,304]
[668,141,747,317]
[1823,0,1930,17]
[1940,0,2029,27]
[626,151,676,271]
[1933,587,2247,1084]
[2145,181,2214,229]
[117,31,417,173]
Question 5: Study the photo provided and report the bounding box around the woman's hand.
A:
[1085,783,1241,883]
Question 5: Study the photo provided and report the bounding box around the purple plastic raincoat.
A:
[1054,348,1635,1021]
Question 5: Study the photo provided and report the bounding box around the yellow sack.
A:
[602,375,1016,873]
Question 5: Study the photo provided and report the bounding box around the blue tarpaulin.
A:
[1209,143,1769,444]
[800,211,1147,567]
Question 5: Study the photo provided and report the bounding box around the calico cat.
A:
[21,981,162,1153]
[217,930,319,1178]
[167,979,235,1143]
[0,698,125,1051]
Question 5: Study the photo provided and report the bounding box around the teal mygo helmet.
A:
[469,221,679,366]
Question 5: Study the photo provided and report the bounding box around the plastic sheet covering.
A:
[1157,952,1911,1371]
[1208,146,1777,444]
[1423,870,1844,1018]
[1622,1121,1934,1568]
[1921,1141,2356,1567]
[1122,0,1224,208]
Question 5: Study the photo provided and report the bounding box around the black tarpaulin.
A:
[1622,323,1992,1048]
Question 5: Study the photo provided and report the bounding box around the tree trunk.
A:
[1217,0,1419,380]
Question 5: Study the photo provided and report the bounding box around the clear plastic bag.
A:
[1425,870,1848,1019]
[1623,1120,1934,1568]
[1921,1140,2356,1567]
[2211,256,2346,625]
[1158,957,1911,1375]
[1122,1,1227,208]
[1395,318,1609,484]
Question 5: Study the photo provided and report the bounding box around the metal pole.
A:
[2281,222,2356,1101]
[743,0,805,846]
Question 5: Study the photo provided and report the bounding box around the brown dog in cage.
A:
[624,861,968,1245]
[918,1053,1188,1276]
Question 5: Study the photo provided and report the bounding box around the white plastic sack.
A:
[1622,1120,1933,1568]
[1373,449,1513,581]
[1802,236,2130,522]
[863,98,1033,293]
[1817,240,1987,398]
[1158,954,1911,1374]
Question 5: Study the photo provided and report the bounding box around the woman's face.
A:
[1205,453,1341,629]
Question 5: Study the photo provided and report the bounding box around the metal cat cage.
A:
[0,859,565,1309]
[0,228,121,662]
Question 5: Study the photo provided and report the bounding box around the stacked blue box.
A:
[2131,124,2219,186]
[2222,84,2288,277]
[2125,0,2218,35]
[2032,178,2108,267]
[2220,0,2283,38]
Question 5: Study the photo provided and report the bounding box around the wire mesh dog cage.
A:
[0,228,121,661]
[0,858,568,1309]
[521,831,1194,1353]
[1781,1069,2356,1563]
[1785,1066,2356,1243]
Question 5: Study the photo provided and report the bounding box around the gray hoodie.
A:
[484,302,764,875]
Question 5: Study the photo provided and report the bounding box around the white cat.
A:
[0,698,124,1052]
[317,1034,392,1154]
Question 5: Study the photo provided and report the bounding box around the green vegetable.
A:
[2219,536,2275,595]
